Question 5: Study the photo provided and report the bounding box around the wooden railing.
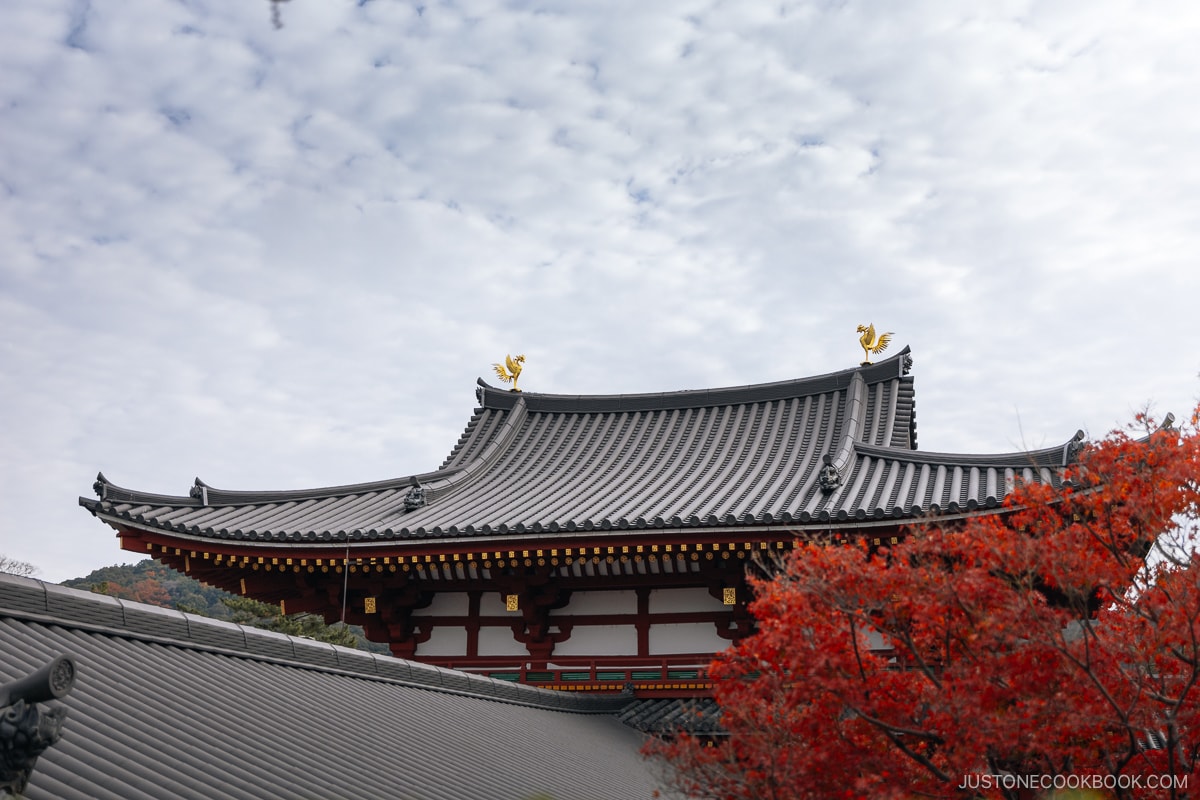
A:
[429,655,714,693]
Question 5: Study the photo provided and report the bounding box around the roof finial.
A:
[0,655,77,796]
[856,324,893,366]
[492,354,526,392]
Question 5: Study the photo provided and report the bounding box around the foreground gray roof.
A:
[0,573,670,800]
[81,348,1081,547]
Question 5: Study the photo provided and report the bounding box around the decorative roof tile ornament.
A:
[403,481,427,512]
[492,354,525,392]
[856,323,893,366]
[92,472,108,501]
[189,479,209,505]
[0,655,77,797]
[817,454,842,494]
[1065,429,1087,463]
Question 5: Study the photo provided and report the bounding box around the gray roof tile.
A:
[619,698,723,734]
[80,348,1078,548]
[0,573,667,800]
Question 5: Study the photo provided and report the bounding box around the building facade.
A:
[81,347,1079,695]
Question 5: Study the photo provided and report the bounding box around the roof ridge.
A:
[831,372,868,473]
[476,346,914,413]
[399,396,531,522]
[82,465,468,509]
[853,429,1087,468]
[0,573,630,714]
[436,395,529,489]
[809,372,870,508]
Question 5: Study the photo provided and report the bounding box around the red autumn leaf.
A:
[649,407,1200,800]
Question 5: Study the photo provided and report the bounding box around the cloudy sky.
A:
[3,0,1198,582]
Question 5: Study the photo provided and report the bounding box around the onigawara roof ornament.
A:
[0,655,77,796]
[817,454,842,494]
[403,480,426,512]
[492,354,526,392]
[857,323,893,366]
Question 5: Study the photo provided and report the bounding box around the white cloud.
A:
[2,0,1199,579]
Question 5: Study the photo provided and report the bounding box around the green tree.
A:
[222,596,360,648]
[65,559,383,651]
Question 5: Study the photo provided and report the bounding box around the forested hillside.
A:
[62,559,384,651]
[64,559,233,617]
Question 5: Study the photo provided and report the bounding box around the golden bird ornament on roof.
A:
[856,324,893,365]
[493,354,526,392]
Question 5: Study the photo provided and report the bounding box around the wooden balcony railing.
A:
[428,655,714,694]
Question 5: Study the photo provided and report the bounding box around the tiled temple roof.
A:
[81,347,1083,547]
[0,573,665,800]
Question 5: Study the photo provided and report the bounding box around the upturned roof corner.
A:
[78,345,1081,544]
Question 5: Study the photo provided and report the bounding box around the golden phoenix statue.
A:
[493,354,526,392]
[856,324,893,365]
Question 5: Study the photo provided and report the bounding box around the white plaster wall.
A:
[423,592,470,616]
[649,587,723,613]
[417,626,469,657]
[552,625,638,657]
[648,623,728,655]
[564,589,638,615]
[477,625,531,657]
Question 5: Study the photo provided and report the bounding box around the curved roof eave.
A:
[79,346,1089,546]
[83,466,468,508]
[853,429,1086,469]
[86,500,1028,556]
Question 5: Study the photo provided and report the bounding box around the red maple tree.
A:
[651,408,1200,799]
[93,576,173,607]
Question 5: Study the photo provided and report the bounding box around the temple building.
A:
[80,346,1080,696]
